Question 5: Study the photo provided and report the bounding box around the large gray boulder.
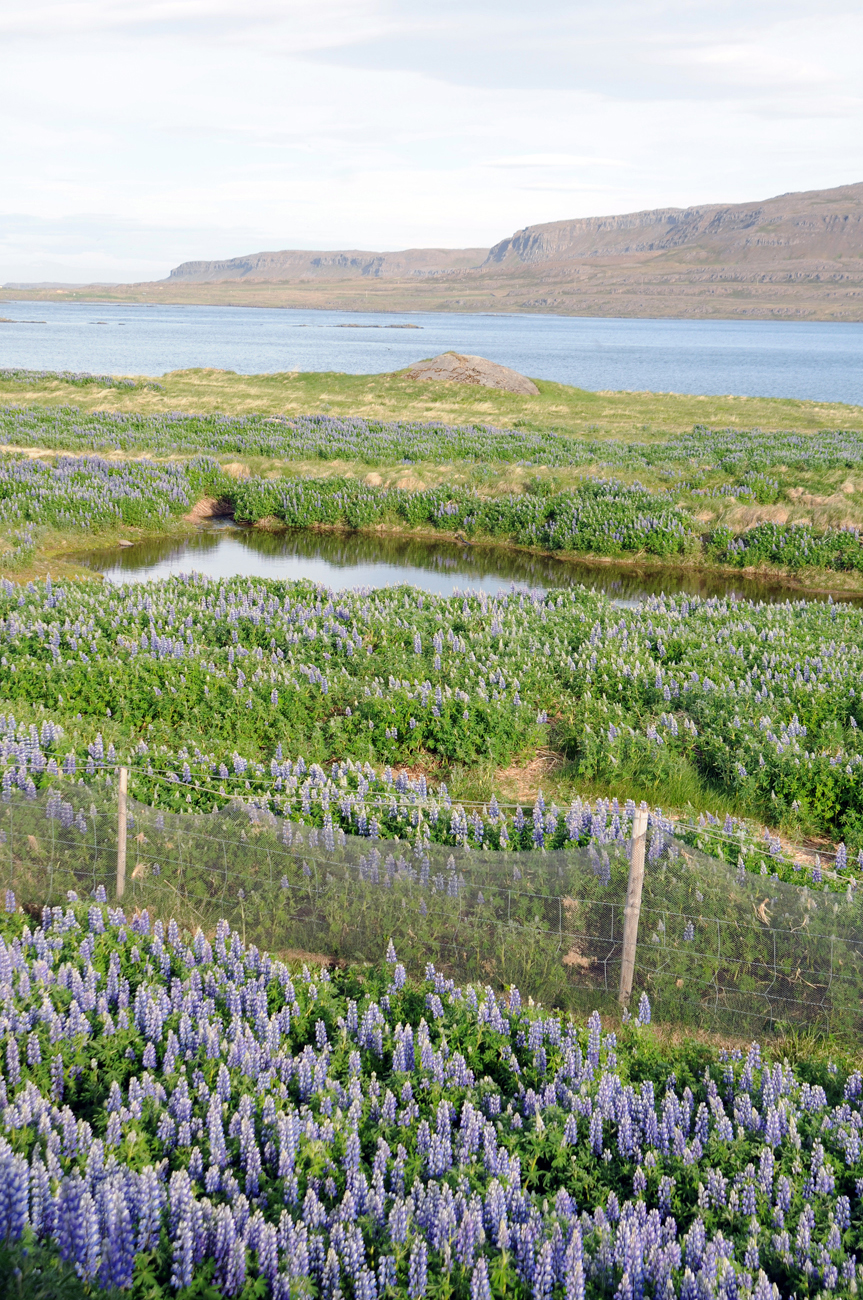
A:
[403,352,539,396]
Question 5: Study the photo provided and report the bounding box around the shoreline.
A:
[245,516,863,600]
[5,283,863,325]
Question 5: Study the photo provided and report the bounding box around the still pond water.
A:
[78,525,848,606]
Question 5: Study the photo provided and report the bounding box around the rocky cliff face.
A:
[484,183,863,265]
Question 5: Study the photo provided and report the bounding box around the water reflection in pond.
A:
[77,524,854,605]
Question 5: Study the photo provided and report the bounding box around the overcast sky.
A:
[1,0,861,282]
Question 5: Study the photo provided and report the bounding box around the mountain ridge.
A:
[166,182,863,283]
[168,246,488,283]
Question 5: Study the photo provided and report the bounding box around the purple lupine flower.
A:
[408,1240,428,1298]
[471,1257,492,1300]
[98,1179,136,1291]
[534,1240,554,1300]
[356,1267,378,1300]
[587,1010,601,1067]
[0,1147,29,1241]
[77,1189,102,1281]
[213,1203,237,1291]
[5,1035,20,1087]
[378,1255,397,1294]
[28,1157,51,1238]
[589,1109,603,1155]
[258,1222,279,1288]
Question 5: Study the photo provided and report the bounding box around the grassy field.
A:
[2,364,861,434]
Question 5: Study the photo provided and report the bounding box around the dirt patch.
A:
[562,951,592,970]
[280,948,345,968]
[183,496,233,523]
[495,750,562,801]
[786,488,853,508]
[365,472,383,486]
[390,762,437,784]
[0,444,57,459]
[404,352,540,397]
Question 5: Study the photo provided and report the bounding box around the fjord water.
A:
[3,299,863,403]
[79,524,852,605]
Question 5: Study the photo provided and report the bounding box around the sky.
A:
[1,0,861,283]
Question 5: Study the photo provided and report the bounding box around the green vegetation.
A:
[4,375,863,1298]
[3,575,863,870]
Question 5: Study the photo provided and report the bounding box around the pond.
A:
[76,523,852,605]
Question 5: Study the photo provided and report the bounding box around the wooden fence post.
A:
[619,805,649,1006]
[116,767,128,900]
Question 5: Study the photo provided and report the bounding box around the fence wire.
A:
[2,781,861,1036]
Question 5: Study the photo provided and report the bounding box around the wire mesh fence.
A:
[2,776,862,1037]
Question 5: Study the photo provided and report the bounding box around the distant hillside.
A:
[168,246,488,282]
[7,183,863,321]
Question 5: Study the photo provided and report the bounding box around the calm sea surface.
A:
[2,300,862,404]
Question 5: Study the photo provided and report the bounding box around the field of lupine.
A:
[4,402,863,473]
[0,455,225,538]
[4,378,863,1297]
[2,897,863,1299]
[3,395,863,580]
[2,574,863,877]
